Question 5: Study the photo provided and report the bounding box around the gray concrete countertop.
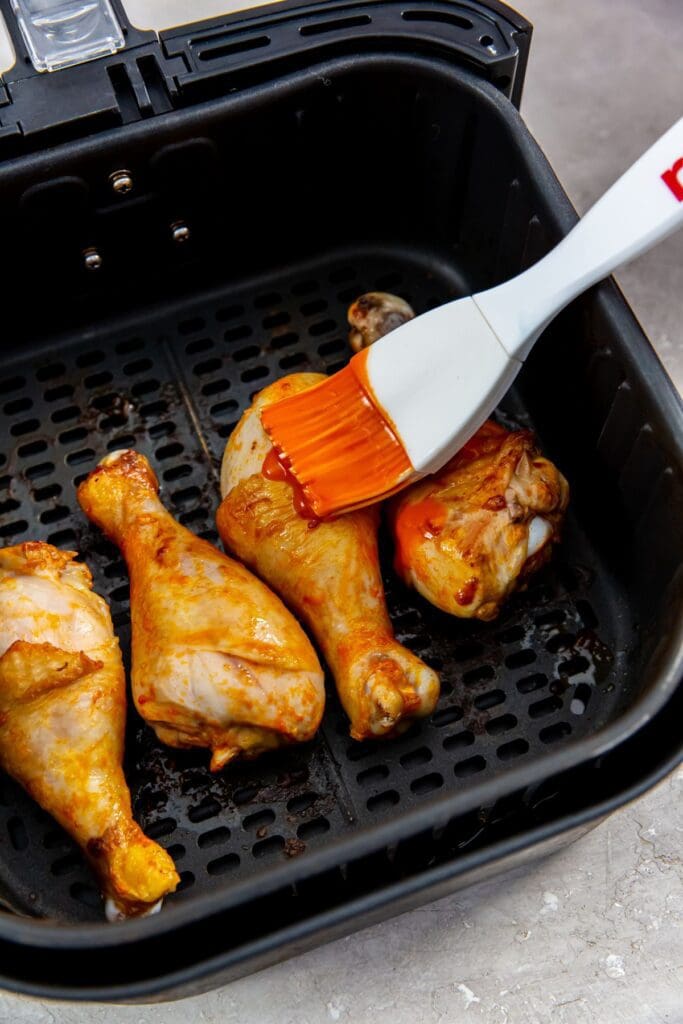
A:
[1,1,681,1021]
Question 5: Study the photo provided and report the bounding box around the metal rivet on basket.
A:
[171,221,191,244]
[110,170,133,195]
[83,247,103,271]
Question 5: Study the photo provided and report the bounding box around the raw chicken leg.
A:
[78,451,325,770]
[0,542,179,920]
[217,375,440,741]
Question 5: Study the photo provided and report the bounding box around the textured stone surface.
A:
[1,1,681,1020]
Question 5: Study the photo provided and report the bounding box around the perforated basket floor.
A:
[0,245,633,922]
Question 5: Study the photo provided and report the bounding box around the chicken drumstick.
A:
[391,420,569,620]
[78,451,325,770]
[0,542,179,920]
[217,376,439,741]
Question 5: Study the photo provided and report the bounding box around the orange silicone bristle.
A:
[260,352,414,517]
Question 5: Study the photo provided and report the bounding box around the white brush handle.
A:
[474,116,683,360]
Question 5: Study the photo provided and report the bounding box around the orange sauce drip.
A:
[454,577,478,606]
[262,446,319,521]
[393,496,447,578]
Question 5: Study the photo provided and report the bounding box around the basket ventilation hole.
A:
[253,835,285,858]
[37,362,66,381]
[367,790,400,812]
[506,648,536,669]
[156,442,183,460]
[4,397,32,415]
[176,871,195,892]
[454,755,486,777]
[570,683,592,716]
[516,672,547,694]
[51,852,82,876]
[188,798,221,823]
[399,746,432,769]
[243,809,275,831]
[0,520,28,538]
[207,853,240,875]
[540,722,572,744]
[33,483,61,501]
[198,826,231,849]
[443,730,475,752]
[410,772,443,795]
[287,791,318,814]
[48,528,77,547]
[11,418,39,436]
[473,689,505,711]
[431,705,462,727]
[297,816,330,839]
[233,784,259,805]
[529,696,563,719]
[144,817,176,839]
[108,434,136,450]
[497,739,529,761]
[356,764,389,786]
[0,375,25,394]
[485,713,517,736]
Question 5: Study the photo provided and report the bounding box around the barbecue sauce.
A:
[262,447,321,523]
[393,496,448,578]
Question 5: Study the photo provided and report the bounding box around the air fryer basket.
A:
[0,0,681,1001]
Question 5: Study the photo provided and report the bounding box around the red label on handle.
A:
[662,157,683,200]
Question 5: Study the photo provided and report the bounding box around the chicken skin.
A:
[78,451,325,770]
[0,542,179,920]
[391,421,569,620]
[216,375,440,741]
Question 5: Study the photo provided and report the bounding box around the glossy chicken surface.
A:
[391,420,570,620]
[78,451,325,771]
[0,542,178,919]
[217,375,440,741]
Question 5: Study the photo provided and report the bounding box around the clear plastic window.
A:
[11,0,124,72]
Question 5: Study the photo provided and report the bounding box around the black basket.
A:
[0,0,680,1002]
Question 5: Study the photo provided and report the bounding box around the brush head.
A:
[261,297,522,517]
[260,350,414,518]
